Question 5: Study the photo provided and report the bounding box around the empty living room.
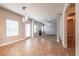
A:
[0,1,79,57]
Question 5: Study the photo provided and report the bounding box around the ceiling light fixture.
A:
[22,6,29,11]
[22,6,29,22]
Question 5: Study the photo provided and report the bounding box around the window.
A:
[34,25,37,33]
[6,19,19,37]
[25,24,31,37]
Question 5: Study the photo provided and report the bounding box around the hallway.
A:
[0,35,68,56]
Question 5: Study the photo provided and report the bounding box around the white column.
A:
[56,19,60,42]
[32,20,34,38]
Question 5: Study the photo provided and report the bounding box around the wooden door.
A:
[66,4,75,56]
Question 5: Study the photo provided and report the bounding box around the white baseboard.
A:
[0,38,25,47]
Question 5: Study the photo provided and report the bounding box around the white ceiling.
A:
[0,3,65,24]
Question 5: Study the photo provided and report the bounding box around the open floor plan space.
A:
[0,3,79,56]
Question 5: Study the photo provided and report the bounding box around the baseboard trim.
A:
[0,38,25,47]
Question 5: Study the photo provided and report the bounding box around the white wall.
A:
[56,15,65,42]
[76,3,79,56]
[44,22,57,35]
[58,4,68,48]
[37,22,43,32]
[59,15,65,45]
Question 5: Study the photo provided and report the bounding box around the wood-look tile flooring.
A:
[67,38,75,56]
[0,36,68,56]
